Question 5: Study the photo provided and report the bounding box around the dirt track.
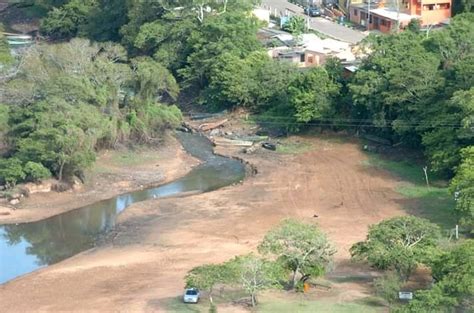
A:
[0,134,406,312]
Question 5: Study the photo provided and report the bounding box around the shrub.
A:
[24,161,52,181]
[374,271,403,305]
[0,158,26,186]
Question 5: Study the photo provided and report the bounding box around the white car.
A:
[183,288,200,303]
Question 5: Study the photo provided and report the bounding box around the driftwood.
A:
[198,119,228,132]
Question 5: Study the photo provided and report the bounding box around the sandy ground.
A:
[0,135,200,224]
[0,126,408,312]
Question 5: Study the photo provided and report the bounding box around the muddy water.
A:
[0,132,245,284]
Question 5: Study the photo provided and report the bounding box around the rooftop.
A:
[351,4,420,21]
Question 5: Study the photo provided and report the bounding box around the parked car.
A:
[304,5,322,17]
[183,288,200,303]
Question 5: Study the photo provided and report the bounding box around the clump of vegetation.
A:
[373,272,403,306]
[185,219,335,307]
[351,216,441,280]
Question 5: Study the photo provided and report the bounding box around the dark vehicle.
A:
[304,5,322,17]
[262,142,277,151]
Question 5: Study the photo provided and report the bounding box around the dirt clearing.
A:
[0,129,407,312]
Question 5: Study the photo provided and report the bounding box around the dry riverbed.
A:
[0,118,407,312]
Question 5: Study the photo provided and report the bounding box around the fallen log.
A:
[199,119,228,132]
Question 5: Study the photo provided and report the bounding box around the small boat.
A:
[5,35,32,40]
[213,137,254,147]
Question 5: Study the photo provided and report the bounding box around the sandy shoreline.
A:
[0,135,200,225]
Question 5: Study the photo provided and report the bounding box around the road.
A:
[261,0,367,44]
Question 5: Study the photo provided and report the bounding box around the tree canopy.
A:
[258,218,336,289]
[350,216,442,280]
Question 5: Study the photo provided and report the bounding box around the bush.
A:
[0,158,26,186]
[374,272,402,305]
[24,161,52,181]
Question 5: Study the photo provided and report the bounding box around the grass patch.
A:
[258,298,384,313]
[397,184,456,228]
[277,140,314,154]
[354,296,387,308]
[109,149,158,167]
[364,154,456,228]
[164,297,204,313]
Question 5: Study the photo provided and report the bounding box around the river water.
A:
[0,132,245,284]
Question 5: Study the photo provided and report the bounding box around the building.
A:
[350,0,451,33]
[267,33,356,68]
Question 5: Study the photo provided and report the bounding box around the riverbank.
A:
[0,115,408,312]
[0,134,200,224]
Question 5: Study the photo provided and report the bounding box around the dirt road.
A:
[0,133,405,312]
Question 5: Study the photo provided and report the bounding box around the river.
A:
[0,132,245,284]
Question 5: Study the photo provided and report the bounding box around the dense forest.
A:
[0,1,472,231]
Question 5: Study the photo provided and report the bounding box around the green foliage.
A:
[227,254,286,307]
[0,29,14,66]
[258,218,336,289]
[348,14,474,176]
[373,272,402,305]
[289,67,338,123]
[40,0,97,40]
[131,57,179,101]
[85,0,128,42]
[397,240,474,312]
[0,104,9,133]
[185,262,237,295]
[350,216,441,280]
[3,39,182,183]
[283,16,306,41]
[0,158,26,186]
[23,161,52,181]
[450,146,474,232]
[407,19,421,33]
[179,6,262,88]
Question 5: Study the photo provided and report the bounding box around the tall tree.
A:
[350,216,442,280]
[258,219,336,289]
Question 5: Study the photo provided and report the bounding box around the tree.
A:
[178,6,262,88]
[40,0,97,40]
[0,158,25,186]
[258,219,336,289]
[85,0,128,42]
[2,38,182,184]
[397,240,474,312]
[185,262,237,301]
[450,146,474,233]
[282,16,306,45]
[288,67,339,123]
[350,216,442,280]
[230,254,286,307]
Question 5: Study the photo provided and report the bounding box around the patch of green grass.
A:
[354,296,387,308]
[258,298,384,313]
[363,155,426,185]
[364,154,456,228]
[163,289,248,313]
[164,296,205,313]
[397,184,456,228]
[110,150,157,167]
[277,141,313,154]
